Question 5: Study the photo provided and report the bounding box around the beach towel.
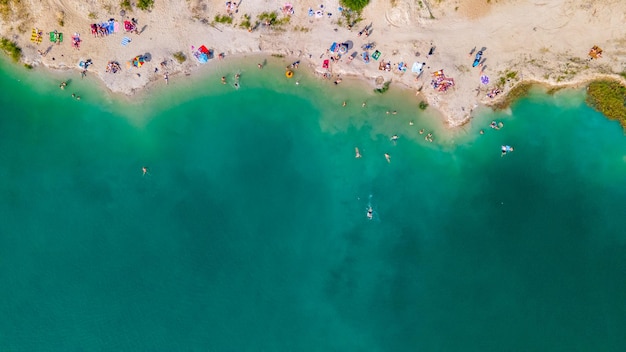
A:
[322,59,329,69]
[372,50,381,60]
[114,21,120,33]
[330,42,337,52]
[121,37,131,46]
[31,28,43,44]
[411,62,424,73]
[107,21,115,34]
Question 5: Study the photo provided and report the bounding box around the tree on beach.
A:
[340,0,370,11]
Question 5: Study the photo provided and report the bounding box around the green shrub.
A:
[172,51,186,63]
[586,80,626,126]
[137,0,154,11]
[239,14,251,29]
[340,0,370,11]
[214,14,233,24]
[120,0,132,11]
[0,37,22,62]
[419,101,428,110]
[88,12,97,20]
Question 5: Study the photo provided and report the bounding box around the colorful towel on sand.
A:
[121,37,131,46]
[31,28,43,44]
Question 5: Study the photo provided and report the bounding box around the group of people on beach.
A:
[105,61,121,73]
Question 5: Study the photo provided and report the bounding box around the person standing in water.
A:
[355,147,362,158]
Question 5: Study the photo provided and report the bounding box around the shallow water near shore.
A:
[1,59,626,351]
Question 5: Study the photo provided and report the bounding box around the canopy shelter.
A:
[132,55,145,68]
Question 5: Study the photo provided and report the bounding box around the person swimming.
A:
[501,145,514,156]
[384,153,391,163]
[367,206,373,220]
[419,129,424,134]
[355,147,362,158]
[221,76,226,84]
[391,135,399,142]
[142,166,149,176]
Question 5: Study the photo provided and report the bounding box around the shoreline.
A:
[3,0,626,127]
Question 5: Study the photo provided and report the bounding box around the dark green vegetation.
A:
[120,0,131,12]
[419,101,428,110]
[136,0,154,11]
[0,37,22,62]
[258,11,290,27]
[239,14,252,29]
[172,51,186,63]
[214,14,233,24]
[340,0,370,11]
[374,81,391,94]
[586,80,626,127]
[491,82,533,110]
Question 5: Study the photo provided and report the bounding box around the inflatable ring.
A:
[285,70,294,78]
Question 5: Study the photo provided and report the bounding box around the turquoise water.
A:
[1,59,626,351]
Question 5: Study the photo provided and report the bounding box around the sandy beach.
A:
[3,0,626,126]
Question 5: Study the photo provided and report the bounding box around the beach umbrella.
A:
[481,75,489,85]
[143,52,152,62]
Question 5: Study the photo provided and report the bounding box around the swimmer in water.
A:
[391,135,399,142]
[142,166,149,176]
[257,63,263,69]
[367,206,373,220]
[362,102,366,108]
[409,121,414,126]
[419,129,424,134]
[355,147,362,158]
[235,73,240,80]
[342,101,347,107]
[384,153,391,163]
[221,76,226,84]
